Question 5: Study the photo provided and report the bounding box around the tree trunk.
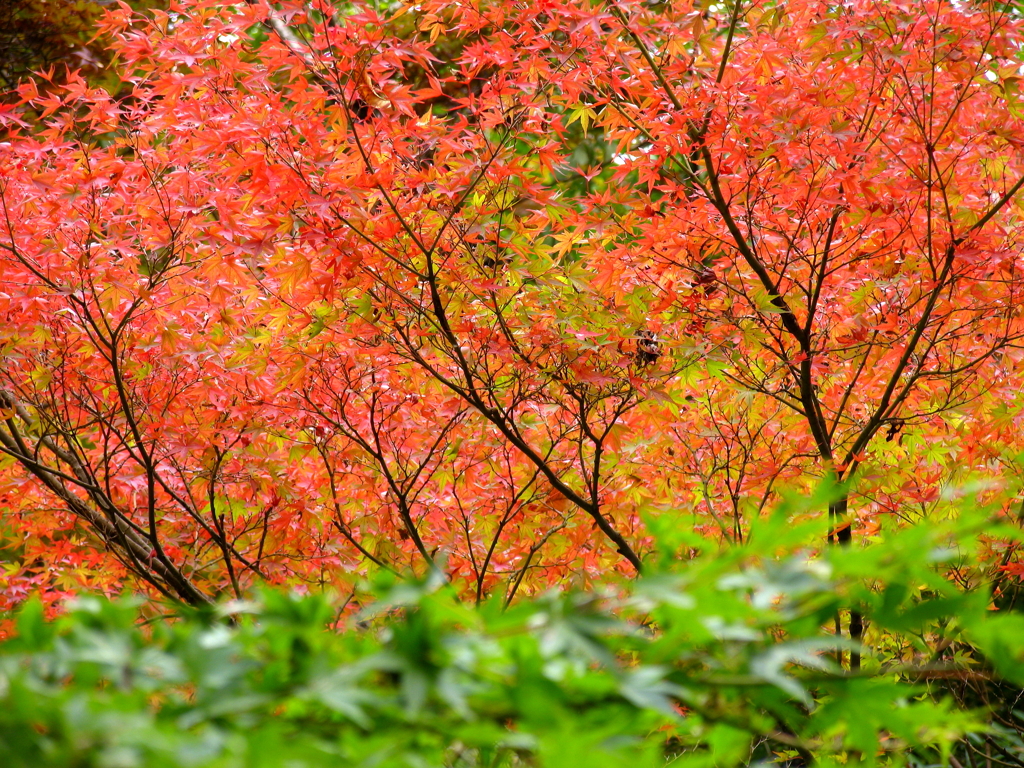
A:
[829,490,862,670]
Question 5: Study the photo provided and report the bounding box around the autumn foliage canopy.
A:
[2,0,1024,607]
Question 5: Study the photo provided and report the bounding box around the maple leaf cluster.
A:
[1,0,1024,607]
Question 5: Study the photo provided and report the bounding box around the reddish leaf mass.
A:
[1,0,1024,606]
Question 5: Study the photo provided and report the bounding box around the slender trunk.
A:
[829,489,862,670]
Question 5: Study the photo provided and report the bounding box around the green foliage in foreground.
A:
[1,500,1024,767]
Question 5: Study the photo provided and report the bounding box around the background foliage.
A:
[2,0,1024,616]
